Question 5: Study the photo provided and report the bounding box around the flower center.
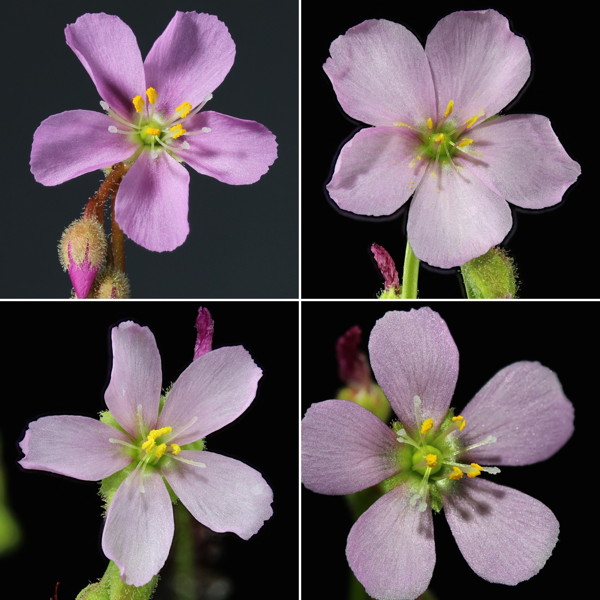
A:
[392,395,499,512]
[140,426,181,463]
[103,87,213,161]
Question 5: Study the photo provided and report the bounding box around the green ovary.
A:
[418,121,461,163]
[411,444,444,476]
[137,120,165,146]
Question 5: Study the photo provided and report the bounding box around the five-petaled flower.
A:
[302,307,573,600]
[324,10,580,268]
[19,321,273,586]
[30,12,278,252]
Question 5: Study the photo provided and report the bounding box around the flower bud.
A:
[371,243,402,299]
[90,267,131,299]
[194,307,214,359]
[336,326,391,422]
[460,246,518,299]
[58,218,107,298]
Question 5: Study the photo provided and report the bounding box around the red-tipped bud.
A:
[371,243,402,299]
[90,267,130,299]
[58,218,107,298]
[194,307,215,359]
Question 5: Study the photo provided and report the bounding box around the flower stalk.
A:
[400,242,419,299]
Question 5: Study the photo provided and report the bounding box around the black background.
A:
[1,301,298,599]
[301,301,592,599]
[301,3,593,299]
[0,0,298,299]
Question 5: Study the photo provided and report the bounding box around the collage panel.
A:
[2,301,298,599]
[2,0,298,299]
[301,300,590,599]
[301,3,591,299]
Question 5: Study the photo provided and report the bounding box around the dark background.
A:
[0,0,298,299]
[301,3,593,299]
[301,301,592,598]
[1,301,298,599]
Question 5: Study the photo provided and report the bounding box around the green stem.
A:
[173,503,197,600]
[400,241,420,299]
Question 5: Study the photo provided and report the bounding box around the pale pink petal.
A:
[65,13,145,119]
[115,151,190,252]
[407,164,513,268]
[324,19,436,126]
[158,346,261,445]
[102,469,174,587]
[162,451,273,539]
[144,12,235,115]
[104,321,162,437]
[301,400,399,495]
[18,415,131,481]
[425,10,530,125]
[30,110,137,186]
[177,111,277,185]
[468,114,581,209]
[460,361,574,466]
[444,478,559,585]
[368,308,458,432]
[326,127,425,216]
[346,484,435,600]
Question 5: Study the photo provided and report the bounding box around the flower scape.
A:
[31,12,277,252]
[324,10,580,268]
[19,321,273,586]
[302,307,574,600]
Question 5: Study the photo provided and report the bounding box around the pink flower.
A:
[302,307,573,600]
[30,12,278,252]
[19,321,273,586]
[324,10,580,268]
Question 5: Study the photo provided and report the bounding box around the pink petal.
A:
[162,451,273,539]
[425,10,530,125]
[368,308,458,432]
[468,114,581,209]
[460,361,574,466]
[115,151,190,252]
[407,164,513,268]
[301,400,399,495]
[18,415,131,481]
[326,127,425,216]
[102,469,174,587]
[157,346,262,445]
[144,12,235,115]
[178,111,277,185]
[30,110,137,186]
[324,19,436,126]
[104,321,162,437]
[444,478,559,585]
[65,13,146,119]
[346,484,435,600]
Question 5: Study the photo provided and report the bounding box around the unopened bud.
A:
[90,267,130,299]
[371,243,402,299]
[194,307,214,359]
[460,247,518,299]
[58,218,107,298]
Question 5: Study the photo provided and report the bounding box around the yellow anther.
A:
[394,122,413,129]
[433,133,445,143]
[457,138,474,148]
[132,95,145,113]
[146,127,160,136]
[443,100,454,118]
[175,101,193,119]
[467,463,482,478]
[452,415,467,431]
[141,439,155,453]
[146,87,158,105]
[426,117,433,130]
[420,418,434,435]
[169,124,187,139]
[465,115,480,129]
[154,443,167,460]
[425,454,438,467]
[170,443,181,455]
[449,466,464,480]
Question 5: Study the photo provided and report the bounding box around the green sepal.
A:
[76,561,158,600]
[336,384,391,423]
[460,246,518,299]
[378,286,402,299]
[182,438,206,451]
[439,407,456,431]
[429,483,443,513]
[99,465,135,510]
[99,410,128,435]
